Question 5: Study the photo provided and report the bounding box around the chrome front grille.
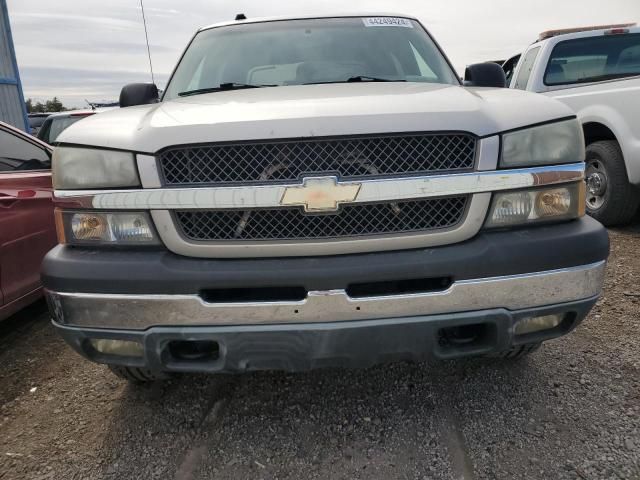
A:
[175,196,468,241]
[158,133,477,186]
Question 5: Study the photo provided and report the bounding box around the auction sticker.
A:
[362,17,413,28]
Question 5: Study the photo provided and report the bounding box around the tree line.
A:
[25,97,67,113]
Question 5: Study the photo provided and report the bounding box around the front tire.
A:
[585,140,639,226]
[108,365,171,383]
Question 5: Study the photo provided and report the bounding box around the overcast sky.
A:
[6,0,640,107]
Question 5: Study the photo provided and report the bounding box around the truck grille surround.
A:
[175,196,469,241]
[158,133,477,185]
[159,133,477,245]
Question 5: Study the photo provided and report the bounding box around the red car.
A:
[0,121,56,321]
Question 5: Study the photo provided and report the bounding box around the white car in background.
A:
[37,107,117,145]
[505,24,640,225]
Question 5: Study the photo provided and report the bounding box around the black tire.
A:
[490,342,541,359]
[585,140,639,226]
[108,365,170,383]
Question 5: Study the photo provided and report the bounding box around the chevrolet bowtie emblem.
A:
[280,176,361,212]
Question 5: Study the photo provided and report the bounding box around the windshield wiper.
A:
[178,83,276,97]
[304,76,407,85]
[347,76,406,83]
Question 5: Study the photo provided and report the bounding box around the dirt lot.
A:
[0,229,639,480]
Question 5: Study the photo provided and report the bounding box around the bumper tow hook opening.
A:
[437,323,494,352]
[167,340,220,363]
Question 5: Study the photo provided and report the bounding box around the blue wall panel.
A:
[0,0,29,131]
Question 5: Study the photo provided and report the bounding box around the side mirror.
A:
[464,63,507,88]
[119,83,159,107]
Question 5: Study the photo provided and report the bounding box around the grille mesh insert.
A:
[159,134,476,185]
[175,196,468,242]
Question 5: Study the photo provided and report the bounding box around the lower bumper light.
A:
[89,339,144,357]
[514,314,564,335]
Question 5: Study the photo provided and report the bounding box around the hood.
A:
[57,82,575,152]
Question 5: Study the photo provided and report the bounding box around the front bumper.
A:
[43,217,609,373]
[53,298,598,373]
[46,261,605,329]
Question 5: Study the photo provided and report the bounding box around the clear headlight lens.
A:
[52,147,140,189]
[501,119,585,168]
[56,210,159,245]
[485,182,585,228]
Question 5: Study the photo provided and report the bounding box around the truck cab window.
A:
[544,34,640,85]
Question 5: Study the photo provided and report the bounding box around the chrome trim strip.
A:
[46,261,605,330]
[150,193,491,258]
[54,162,584,210]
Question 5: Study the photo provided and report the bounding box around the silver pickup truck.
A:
[43,14,609,383]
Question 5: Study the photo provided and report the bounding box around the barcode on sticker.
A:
[362,17,413,28]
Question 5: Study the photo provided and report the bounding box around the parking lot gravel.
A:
[0,228,638,480]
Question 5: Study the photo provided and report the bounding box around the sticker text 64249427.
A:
[362,17,413,28]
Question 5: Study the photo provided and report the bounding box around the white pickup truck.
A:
[504,24,640,225]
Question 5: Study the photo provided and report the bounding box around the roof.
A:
[199,13,419,32]
[538,23,637,41]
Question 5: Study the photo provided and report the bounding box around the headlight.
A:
[52,147,140,189]
[501,119,584,168]
[55,210,159,245]
[485,182,585,228]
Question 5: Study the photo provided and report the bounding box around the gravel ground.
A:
[0,228,638,480]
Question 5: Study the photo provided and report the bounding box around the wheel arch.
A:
[582,122,617,146]
[574,105,640,185]
[582,119,640,186]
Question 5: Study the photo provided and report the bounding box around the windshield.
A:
[544,33,640,86]
[164,17,459,100]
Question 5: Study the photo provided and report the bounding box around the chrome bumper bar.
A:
[46,261,605,330]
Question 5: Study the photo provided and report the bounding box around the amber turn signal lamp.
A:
[54,208,66,244]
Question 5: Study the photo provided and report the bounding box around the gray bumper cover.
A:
[54,298,598,373]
